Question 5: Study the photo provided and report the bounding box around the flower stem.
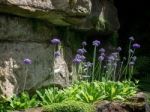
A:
[92,46,97,81]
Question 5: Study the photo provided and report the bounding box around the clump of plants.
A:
[71,36,140,82]
[0,36,141,111]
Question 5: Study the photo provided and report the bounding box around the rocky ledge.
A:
[0,0,119,32]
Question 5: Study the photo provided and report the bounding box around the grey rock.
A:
[0,0,119,32]
[0,15,70,98]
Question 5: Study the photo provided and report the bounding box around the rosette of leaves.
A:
[9,92,39,110]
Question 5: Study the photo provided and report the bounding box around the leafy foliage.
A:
[36,87,66,105]
[9,92,39,110]
[36,81,137,104]
[64,81,137,102]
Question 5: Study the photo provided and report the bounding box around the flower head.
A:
[98,56,104,61]
[132,43,140,49]
[129,36,134,41]
[99,48,105,53]
[116,47,122,52]
[75,54,86,61]
[85,62,93,68]
[108,56,115,61]
[23,58,32,64]
[82,41,87,46]
[100,53,105,56]
[73,58,82,64]
[92,40,100,47]
[77,49,86,55]
[54,51,61,58]
[51,38,60,45]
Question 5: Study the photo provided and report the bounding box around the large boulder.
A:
[0,0,119,32]
[0,15,70,97]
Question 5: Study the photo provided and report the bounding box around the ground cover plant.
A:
[0,36,141,111]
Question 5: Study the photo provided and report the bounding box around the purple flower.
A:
[85,62,93,68]
[100,53,105,56]
[80,55,86,61]
[133,43,140,49]
[51,38,60,45]
[98,56,104,61]
[23,58,32,64]
[77,49,86,55]
[116,47,122,52]
[75,54,86,61]
[92,40,100,47]
[73,58,82,64]
[82,41,87,46]
[54,51,61,58]
[129,36,134,41]
[99,48,105,53]
[111,52,118,58]
[108,56,115,61]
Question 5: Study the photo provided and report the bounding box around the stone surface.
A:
[0,15,70,98]
[0,0,119,32]
[95,92,150,112]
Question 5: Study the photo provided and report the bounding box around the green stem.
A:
[92,46,97,81]
[23,66,28,92]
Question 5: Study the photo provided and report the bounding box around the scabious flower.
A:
[92,40,100,47]
[77,49,85,55]
[51,38,60,45]
[23,58,32,64]
[99,48,105,53]
[100,53,105,56]
[73,58,82,64]
[75,54,86,61]
[116,47,122,52]
[112,52,118,58]
[133,43,140,49]
[98,56,104,61]
[80,55,86,61]
[108,56,115,61]
[54,51,61,58]
[85,62,93,68]
[129,36,134,41]
[82,41,87,46]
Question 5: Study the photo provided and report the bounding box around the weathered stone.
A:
[94,92,150,112]
[0,42,69,97]
[0,15,70,98]
[0,0,119,32]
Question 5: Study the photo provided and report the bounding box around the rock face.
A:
[95,92,150,112]
[0,15,70,97]
[0,0,119,97]
[0,0,119,32]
